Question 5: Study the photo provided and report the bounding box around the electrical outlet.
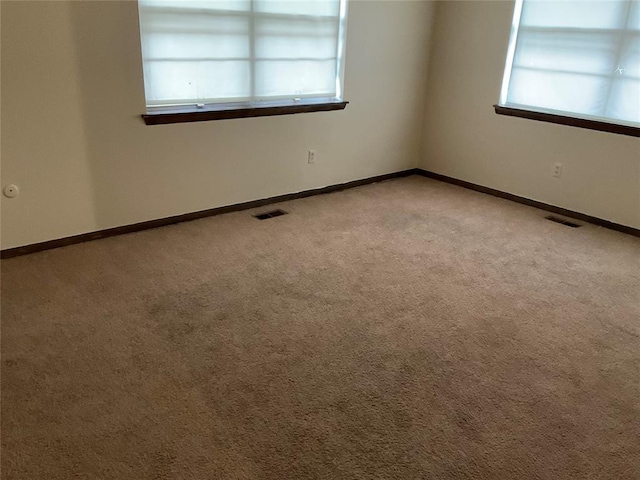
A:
[308,150,316,164]
[552,163,564,178]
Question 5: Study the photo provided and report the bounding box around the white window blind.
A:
[500,0,640,126]
[138,0,347,108]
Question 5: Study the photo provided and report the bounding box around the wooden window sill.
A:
[493,105,639,138]
[142,100,349,125]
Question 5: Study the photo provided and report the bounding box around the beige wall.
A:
[3,1,638,250]
[1,0,434,249]
[422,0,640,229]
[1,1,97,248]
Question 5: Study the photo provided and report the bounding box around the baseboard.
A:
[4,167,637,259]
[1,169,420,259]
[415,169,640,239]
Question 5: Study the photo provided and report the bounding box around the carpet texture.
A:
[2,175,639,479]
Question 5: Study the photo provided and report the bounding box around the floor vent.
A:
[254,209,288,220]
[545,216,582,228]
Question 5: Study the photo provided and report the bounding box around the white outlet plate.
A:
[553,163,564,178]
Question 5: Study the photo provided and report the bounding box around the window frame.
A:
[138,0,350,125]
[495,0,640,137]
[142,98,348,125]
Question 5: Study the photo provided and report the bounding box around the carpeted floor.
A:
[2,175,639,479]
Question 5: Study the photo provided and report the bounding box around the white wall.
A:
[1,0,434,249]
[421,0,640,229]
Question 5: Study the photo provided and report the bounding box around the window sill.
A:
[493,105,639,138]
[142,99,349,125]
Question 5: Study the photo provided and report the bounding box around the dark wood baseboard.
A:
[415,169,640,238]
[4,168,637,258]
[1,169,419,259]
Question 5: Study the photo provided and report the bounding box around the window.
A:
[138,0,348,124]
[497,0,640,135]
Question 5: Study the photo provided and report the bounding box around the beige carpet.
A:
[2,175,639,479]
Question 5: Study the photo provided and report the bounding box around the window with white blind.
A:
[137,0,348,114]
[499,0,640,130]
